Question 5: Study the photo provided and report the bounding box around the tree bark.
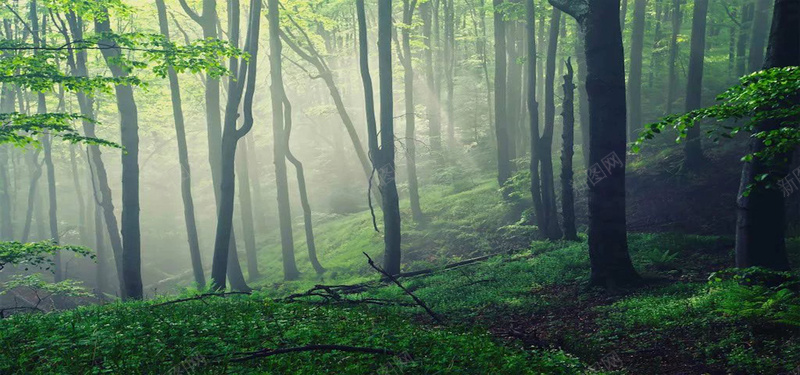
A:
[540,6,563,240]
[735,0,798,270]
[400,0,424,223]
[683,0,709,170]
[736,0,755,77]
[747,0,771,72]
[421,1,442,155]
[526,0,546,235]
[627,0,647,142]
[267,0,300,281]
[665,0,683,114]
[550,0,641,288]
[155,0,206,288]
[560,59,578,241]
[96,11,143,300]
[493,0,512,188]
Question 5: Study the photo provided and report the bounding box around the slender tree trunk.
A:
[735,0,798,270]
[560,59,578,241]
[235,137,260,281]
[210,0,260,289]
[494,0,512,188]
[506,22,521,161]
[0,83,14,240]
[747,0,771,72]
[421,1,442,156]
[541,7,563,240]
[526,0,546,234]
[68,146,88,246]
[21,151,42,243]
[96,11,143,300]
[401,0,424,223]
[627,0,647,142]
[736,0,755,77]
[267,0,300,281]
[65,12,125,293]
[551,0,641,288]
[683,0,709,170]
[283,97,325,275]
[444,0,456,149]
[665,0,683,114]
[155,0,206,288]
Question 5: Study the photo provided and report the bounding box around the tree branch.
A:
[177,0,203,25]
[363,253,443,324]
[548,0,589,21]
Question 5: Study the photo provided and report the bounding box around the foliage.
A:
[0,112,119,148]
[0,274,92,299]
[0,241,93,272]
[633,67,800,168]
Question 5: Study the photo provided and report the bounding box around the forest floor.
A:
[3,147,800,374]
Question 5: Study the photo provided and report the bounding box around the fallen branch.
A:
[150,292,251,308]
[396,252,504,278]
[214,344,400,364]
[363,252,443,324]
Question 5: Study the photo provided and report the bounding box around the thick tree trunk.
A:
[493,0,512,188]
[665,0,683,114]
[155,0,206,288]
[627,0,647,142]
[576,31,590,167]
[683,0,709,170]
[96,13,143,300]
[540,7,563,240]
[560,59,578,241]
[735,0,798,270]
[551,0,640,288]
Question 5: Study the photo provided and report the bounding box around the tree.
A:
[526,0,546,239]
[735,0,798,270]
[539,6,563,240]
[421,0,442,155]
[398,0,424,223]
[210,0,262,289]
[560,58,578,241]
[267,0,300,281]
[627,0,647,142]
[356,0,402,276]
[665,0,683,114]
[95,9,143,300]
[747,0,771,72]
[494,0,512,188]
[683,0,710,170]
[155,0,205,288]
[550,0,641,288]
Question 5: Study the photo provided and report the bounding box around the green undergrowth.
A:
[0,293,590,374]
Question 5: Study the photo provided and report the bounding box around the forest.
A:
[0,0,798,373]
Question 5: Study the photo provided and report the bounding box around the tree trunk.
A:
[65,12,125,293]
[665,0,683,114]
[541,6,563,240]
[421,1,442,156]
[267,0,299,281]
[526,0,546,234]
[506,22,521,161]
[683,0,709,170]
[627,0,647,142]
[551,0,640,288]
[210,0,260,289]
[736,0,755,77]
[735,0,798,270]
[493,0,512,188]
[747,0,771,72]
[401,0,424,223]
[21,151,42,243]
[576,30,590,167]
[283,97,325,275]
[68,146,88,246]
[155,0,206,288]
[444,0,456,149]
[560,59,578,241]
[235,137,260,281]
[96,12,143,300]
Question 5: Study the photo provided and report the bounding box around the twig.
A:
[213,344,400,364]
[397,252,503,278]
[363,253,443,324]
[150,292,251,308]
